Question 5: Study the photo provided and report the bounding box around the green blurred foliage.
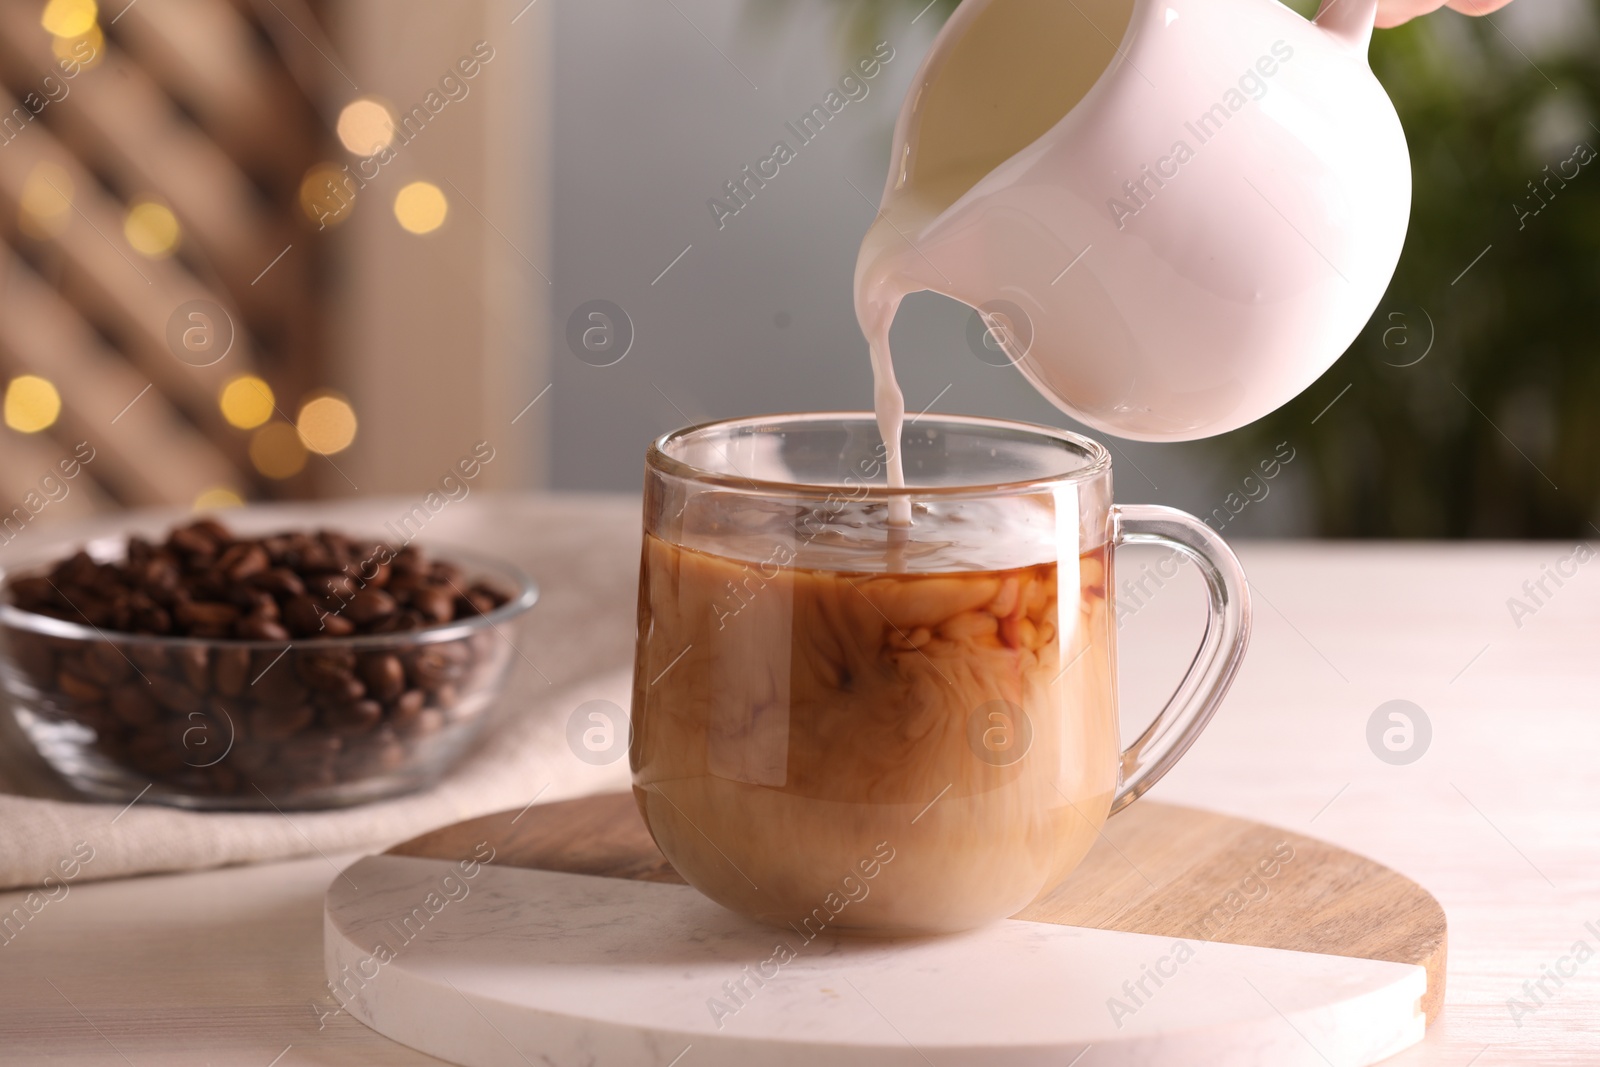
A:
[765,0,1600,538]
[1255,5,1600,537]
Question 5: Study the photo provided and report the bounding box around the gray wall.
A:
[549,0,1314,537]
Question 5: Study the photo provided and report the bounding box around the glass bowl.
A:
[0,541,537,811]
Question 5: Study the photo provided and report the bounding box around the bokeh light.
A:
[51,23,104,70]
[5,376,62,433]
[219,375,275,430]
[249,422,308,479]
[394,181,447,235]
[296,395,358,455]
[18,163,74,239]
[193,487,244,511]
[298,163,355,228]
[40,0,96,38]
[336,98,396,156]
[124,201,181,258]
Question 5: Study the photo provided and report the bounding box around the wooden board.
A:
[390,791,1446,1023]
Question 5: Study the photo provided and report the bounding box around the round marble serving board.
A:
[324,793,1446,1067]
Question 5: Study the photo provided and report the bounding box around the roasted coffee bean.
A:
[57,670,104,705]
[319,612,356,637]
[8,575,55,608]
[176,646,210,691]
[410,586,454,625]
[397,706,446,739]
[150,675,202,715]
[311,573,358,602]
[253,568,306,598]
[280,733,342,761]
[236,616,291,642]
[213,647,252,697]
[187,623,232,640]
[406,642,469,689]
[296,543,337,573]
[341,727,407,775]
[359,653,406,702]
[169,524,220,558]
[456,591,496,616]
[126,733,186,774]
[177,600,241,630]
[283,596,325,636]
[109,683,159,726]
[252,664,307,706]
[324,698,383,735]
[392,546,426,577]
[83,642,131,686]
[345,590,396,626]
[311,676,367,705]
[248,703,314,741]
[130,604,173,634]
[435,685,466,716]
[128,644,169,674]
[389,688,426,724]
[218,542,269,581]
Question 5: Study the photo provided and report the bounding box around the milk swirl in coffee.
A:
[632,490,1117,933]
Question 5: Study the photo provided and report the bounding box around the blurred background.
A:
[0,0,1594,540]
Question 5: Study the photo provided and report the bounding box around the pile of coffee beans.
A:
[1,521,520,806]
[8,519,509,639]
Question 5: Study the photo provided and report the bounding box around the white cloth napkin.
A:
[0,493,642,890]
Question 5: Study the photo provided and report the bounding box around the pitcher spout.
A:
[1314,0,1378,54]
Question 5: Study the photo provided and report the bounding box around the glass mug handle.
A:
[1107,504,1252,815]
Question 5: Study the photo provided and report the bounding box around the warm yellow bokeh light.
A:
[40,0,96,38]
[336,98,395,157]
[193,487,245,511]
[296,395,358,455]
[52,23,104,69]
[219,375,275,430]
[299,163,355,228]
[4,376,62,434]
[394,181,447,235]
[249,422,308,479]
[18,163,73,239]
[124,201,181,258]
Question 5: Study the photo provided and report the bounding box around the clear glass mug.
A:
[631,413,1249,935]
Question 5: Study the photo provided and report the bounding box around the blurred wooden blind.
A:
[0,0,328,521]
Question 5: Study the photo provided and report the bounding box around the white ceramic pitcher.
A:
[857,0,1410,440]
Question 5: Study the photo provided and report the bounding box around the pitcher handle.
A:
[1108,505,1251,815]
[1315,0,1379,52]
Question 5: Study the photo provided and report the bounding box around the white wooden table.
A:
[0,495,1596,1064]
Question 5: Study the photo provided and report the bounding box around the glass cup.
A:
[631,413,1249,935]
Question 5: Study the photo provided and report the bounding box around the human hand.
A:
[1375,0,1515,29]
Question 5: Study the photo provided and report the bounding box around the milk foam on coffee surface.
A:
[855,0,1131,510]
[671,492,1065,574]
